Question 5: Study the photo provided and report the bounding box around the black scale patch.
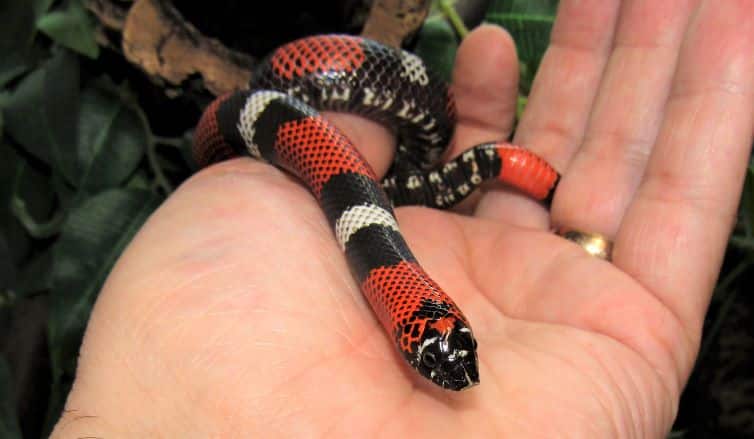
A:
[344,224,416,282]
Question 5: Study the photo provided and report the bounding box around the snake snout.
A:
[441,328,480,391]
[414,323,480,391]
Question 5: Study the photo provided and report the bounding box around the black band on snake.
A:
[193,34,559,391]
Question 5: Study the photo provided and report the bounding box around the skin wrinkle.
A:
[488,327,620,438]
[450,115,510,144]
[533,330,625,437]
[324,348,406,438]
[318,403,361,438]
[243,345,362,434]
[647,102,736,211]
[580,128,655,170]
[614,225,699,391]
[641,169,735,229]
[450,95,516,141]
[322,276,391,361]
[53,411,101,437]
[629,199,717,324]
[450,214,521,333]
[593,288,687,407]
[585,347,638,437]
[174,298,376,432]
[549,22,618,55]
[478,334,539,434]
[529,112,585,158]
[533,244,688,407]
[322,278,360,349]
[522,240,579,317]
[128,283,245,366]
[513,49,603,168]
[581,332,662,438]
[612,0,696,47]
[86,317,172,432]
[372,384,422,438]
[225,372,304,432]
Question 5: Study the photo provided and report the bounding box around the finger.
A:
[446,24,519,159]
[322,112,395,178]
[551,0,699,238]
[442,24,520,213]
[615,0,754,343]
[475,0,621,225]
[326,25,520,185]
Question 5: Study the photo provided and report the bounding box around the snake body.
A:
[193,34,558,391]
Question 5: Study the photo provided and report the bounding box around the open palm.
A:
[53,1,754,437]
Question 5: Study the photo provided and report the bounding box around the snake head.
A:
[413,318,479,391]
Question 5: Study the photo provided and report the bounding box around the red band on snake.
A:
[193,34,559,391]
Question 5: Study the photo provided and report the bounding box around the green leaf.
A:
[0,0,58,87]
[7,151,61,241]
[37,0,100,59]
[487,0,559,15]
[47,189,161,378]
[741,164,754,238]
[0,232,15,292]
[485,0,558,95]
[516,94,528,119]
[0,146,29,263]
[76,82,148,192]
[0,356,22,439]
[414,15,458,82]
[33,0,57,18]
[11,248,54,297]
[125,168,152,190]
[0,1,36,88]
[0,1,36,51]
[0,144,58,262]
[1,49,80,183]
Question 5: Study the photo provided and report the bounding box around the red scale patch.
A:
[193,93,237,167]
[275,116,376,197]
[496,144,559,200]
[271,35,365,80]
[360,261,465,353]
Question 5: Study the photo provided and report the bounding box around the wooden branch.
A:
[85,0,429,97]
[121,0,253,96]
[360,0,432,47]
[86,0,127,31]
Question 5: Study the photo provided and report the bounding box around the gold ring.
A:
[555,227,613,261]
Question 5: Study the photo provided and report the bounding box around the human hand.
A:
[52,1,754,437]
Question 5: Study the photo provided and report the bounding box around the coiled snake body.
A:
[193,34,558,391]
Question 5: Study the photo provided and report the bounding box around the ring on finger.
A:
[555,227,613,261]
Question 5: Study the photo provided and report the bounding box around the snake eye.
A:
[422,351,438,368]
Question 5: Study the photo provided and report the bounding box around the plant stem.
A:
[145,138,173,194]
[437,0,469,38]
[9,163,66,238]
[153,135,186,148]
[131,106,174,194]
[730,235,754,250]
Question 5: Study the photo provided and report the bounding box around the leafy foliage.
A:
[0,1,178,435]
[36,0,99,59]
[416,0,557,116]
